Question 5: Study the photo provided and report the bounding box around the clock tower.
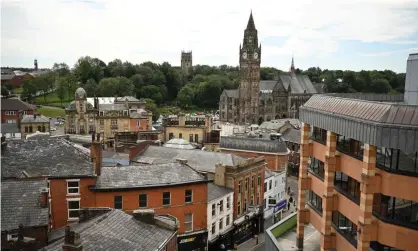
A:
[239,11,261,124]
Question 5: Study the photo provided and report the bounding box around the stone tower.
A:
[238,11,261,124]
[181,51,193,76]
[289,56,295,74]
[34,59,38,71]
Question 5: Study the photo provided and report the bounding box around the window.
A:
[185,189,192,203]
[38,126,41,132]
[334,172,360,204]
[258,174,261,185]
[100,119,104,126]
[23,111,28,115]
[184,213,193,232]
[67,199,80,220]
[274,180,277,187]
[212,222,216,234]
[139,194,147,208]
[179,133,182,139]
[114,196,123,209]
[111,119,117,125]
[226,215,230,226]
[219,217,223,231]
[245,178,249,190]
[311,126,327,144]
[6,120,16,123]
[244,199,247,212]
[238,181,242,193]
[99,111,104,116]
[169,133,174,140]
[29,126,33,133]
[269,180,272,190]
[227,196,231,209]
[25,126,28,133]
[163,192,171,206]
[257,192,260,205]
[376,147,418,176]
[251,195,254,206]
[264,199,267,209]
[282,177,285,183]
[47,180,51,197]
[189,134,193,142]
[308,157,325,179]
[373,194,418,229]
[212,203,216,216]
[251,176,255,188]
[336,135,364,160]
[219,200,224,212]
[332,211,358,247]
[264,182,267,192]
[307,190,323,215]
[67,180,79,195]
[237,201,241,215]
[5,111,16,115]
[195,134,199,143]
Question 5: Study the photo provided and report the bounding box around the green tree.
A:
[143,98,160,122]
[177,86,195,108]
[83,78,99,96]
[115,76,134,96]
[98,78,118,96]
[370,79,391,93]
[22,79,38,102]
[52,62,70,77]
[1,85,10,97]
[141,85,164,104]
[196,79,223,108]
[56,77,67,106]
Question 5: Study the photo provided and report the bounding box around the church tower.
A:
[238,11,261,124]
[34,59,38,71]
[181,51,193,76]
[289,56,296,74]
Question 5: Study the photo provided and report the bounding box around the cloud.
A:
[1,0,418,69]
[360,47,418,57]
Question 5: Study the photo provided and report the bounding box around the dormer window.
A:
[99,111,104,116]
[123,110,129,116]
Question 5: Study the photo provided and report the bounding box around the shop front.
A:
[232,205,264,247]
[208,228,234,251]
[177,231,208,251]
[273,199,287,223]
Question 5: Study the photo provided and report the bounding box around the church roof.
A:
[246,12,256,30]
[279,73,317,94]
[260,81,278,93]
[223,89,238,98]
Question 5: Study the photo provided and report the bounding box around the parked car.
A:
[50,127,57,131]
[54,121,60,126]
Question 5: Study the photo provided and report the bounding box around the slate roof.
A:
[281,127,301,144]
[1,136,93,178]
[260,81,278,91]
[43,209,175,251]
[114,96,143,102]
[259,119,301,131]
[208,183,233,202]
[133,145,246,173]
[1,98,36,111]
[163,138,196,150]
[1,74,14,80]
[21,114,50,123]
[220,136,289,153]
[99,103,127,111]
[94,163,207,190]
[279,73,317,94]
[265,169,274,179]
[224,89,238,98]
[1,123,19,133]
[1,179,49,231]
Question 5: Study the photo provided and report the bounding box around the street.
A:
[49,117,65,136]
[287,175,299,203]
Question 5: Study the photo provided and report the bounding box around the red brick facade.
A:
[220,149,289,172]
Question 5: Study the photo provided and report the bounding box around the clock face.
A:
[242,52,247,59]
[254,52,258,59]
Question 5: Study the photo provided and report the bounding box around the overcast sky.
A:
[1,0,418,72]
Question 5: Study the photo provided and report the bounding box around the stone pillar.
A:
[321,131,337,251]
[358,144,376,251]
[296,123,311,249]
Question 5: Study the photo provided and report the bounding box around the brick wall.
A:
[221,149,288,171]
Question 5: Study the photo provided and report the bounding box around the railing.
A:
[265,212,297,251]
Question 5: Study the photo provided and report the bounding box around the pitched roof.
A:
[259,119,301,131]
[21,114,50,123]
[220,136,289,153]
[133,145,246,173]
[265,169,274,179]
[223,89,238,98]
[43,210,175,251]
[94,163,207,190]
[1,136,93,178]
[1,123,19,133]
[281,127,301,144]
[163,138,196,150]
[260,81,277,91]
[279,73,317,94]
[246,12,256,30]
[1,98,36,111]
[208,183,233,202]
[1,179,49,231]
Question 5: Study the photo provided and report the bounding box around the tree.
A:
[56,77,67,106]
[143,98,160,122]
[177,86,195,108]
[141,85,164,104]
[1,85,10,97]
[52,62,70,77]
[370,79,391,93]
[115,76,134,96]
[22,79,37,102]
[98,78,118,96]
[83,79,99,97]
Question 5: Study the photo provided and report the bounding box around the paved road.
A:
[287,176,299,203]
[49,117,65,135]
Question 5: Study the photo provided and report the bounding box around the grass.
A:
[12,88,23,94]
[36,107,66,118]
[270,213,297,238]
[34,91,73,107]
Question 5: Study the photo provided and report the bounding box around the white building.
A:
[263,168,287,224]
[207,183,234,249]
[0,124,21,140]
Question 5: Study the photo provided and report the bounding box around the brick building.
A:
[1,179,49,251]
[1,98,35,124]
[296,92,418,250]
[43,208,178,251]
[133,145,266,247]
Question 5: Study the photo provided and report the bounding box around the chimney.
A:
[90,133,102,176]
[404,53,418,105]
[214,163,226,187]
[175,158,188,165]
[133,209,155,225]
[40,188,48,208]
[62,226,82,251]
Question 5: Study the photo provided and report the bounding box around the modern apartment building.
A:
[296,53,418,251]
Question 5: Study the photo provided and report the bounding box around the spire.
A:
[246,11,256,30]
[290,55,295,74]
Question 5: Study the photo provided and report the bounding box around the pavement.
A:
[49,117,65,136]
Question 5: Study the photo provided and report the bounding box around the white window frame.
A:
[136,120,141,127]
[23,111,28,115]
[211,222,216,235]
[226,215,230,226]
[66,179,80,195]
[212,203,216,216]
[184,213,193,232]
[219,217,223,231]
[163,191,171,206]
[6,111,16,115]
[99,111,104,116]
[67,197,80,221]
[226,196,231,209]
[219,199,224,212]
[47,180,51,197]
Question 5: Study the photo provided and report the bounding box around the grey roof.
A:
[279,73,317,94]
[115,96,142,102]
[99,103,127,111]
[281,127,301,144]
[260,81,278,91]
[102,150,129,160]
[21,114,50,123]
[208,183,233,202]
[265,169,274,179]
[163,138,196,150]
[1,123,19,133]
[43,209,175,251]
[1,179,49,231]
[259,119,301,131]
[325,93,404,102]
[1,136,93,178]
[224,89,238,98]
[300,94,418,153]
[1,74,14,80]
[1,98,36,111]
[133,145,246,173]
[220,136,289,153]
[94,163,206,189]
